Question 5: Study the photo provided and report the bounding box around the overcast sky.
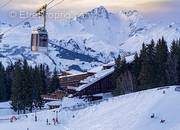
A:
[0,0,179,23]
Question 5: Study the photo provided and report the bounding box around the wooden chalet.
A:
[59,72,95,90]
[63,55,135,100]
[46,101,62,109]
[41,90,67,101]
[73,68,116,98]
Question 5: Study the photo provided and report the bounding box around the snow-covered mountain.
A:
[0,6,180,71]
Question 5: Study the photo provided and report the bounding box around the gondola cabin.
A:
[31,27,48,53]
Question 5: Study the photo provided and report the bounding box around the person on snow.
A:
[160,119,165,123]
[52,118,56,125]
[46,119,49,125]
[163,90,166,94]
[56,117,59,124]
[151,113,155,118]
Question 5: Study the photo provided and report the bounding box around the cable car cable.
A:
[47,0,55,6]
[1,0,65,36]
[47,0,65,11]
[0,0,12,9]
[1,12,37,35]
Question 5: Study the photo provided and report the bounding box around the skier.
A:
[52,118,56,125]
[35,114,37,122]
[151,113,155,118]
[163,90,166,94]
[56,117,59,124]
[46,119,49,125]
[160,119,165,123]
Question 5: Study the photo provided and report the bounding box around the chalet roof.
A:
[67,70,86,75]
[59,72,90,79]
[76,67,115,92]
[41,90,67,100]
[42,97,59,101]
[46,101,62,106]
[103,61,115,67]
[88,66,104,73]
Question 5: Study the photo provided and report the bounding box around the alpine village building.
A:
[58,64,117,100]
[42,56,135,101]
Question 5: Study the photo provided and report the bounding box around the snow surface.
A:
[1,86,180,130]
[0,102,16,116]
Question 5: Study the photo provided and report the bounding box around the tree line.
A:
[113,37,180,95]
[0,60,60,114]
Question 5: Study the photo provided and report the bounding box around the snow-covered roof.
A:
[103,61,115,67]
[67,86,78,90]
[45,101,62,106]
[126,55,135,63]
[42,97,59,101]
[59,72,89,79]
[88,66,103,73]
[67,70,86,75]
[76,67,114,91]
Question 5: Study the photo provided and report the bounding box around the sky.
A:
[0,0,178,12]
[0,0,179,22]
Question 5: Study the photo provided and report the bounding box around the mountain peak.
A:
[93,6,108,13]
[88,6,109,17]
[76,6,109,23]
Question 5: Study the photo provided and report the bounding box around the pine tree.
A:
[176,39,180,83]
[11,61,23,114]
[32,66,44,109]
[131,53,141,91]
[48,68,60,93]
[113,55,128,96]
[11,60,33,114]
[21,60,33,113]
[0,62,7,101]
[155,37,169,86]
[40,64,48,94]
[138,41,156,89]
[168,40,179,84]
[5,64,14,101]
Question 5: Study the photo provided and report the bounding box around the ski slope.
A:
[1,86,180,130]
